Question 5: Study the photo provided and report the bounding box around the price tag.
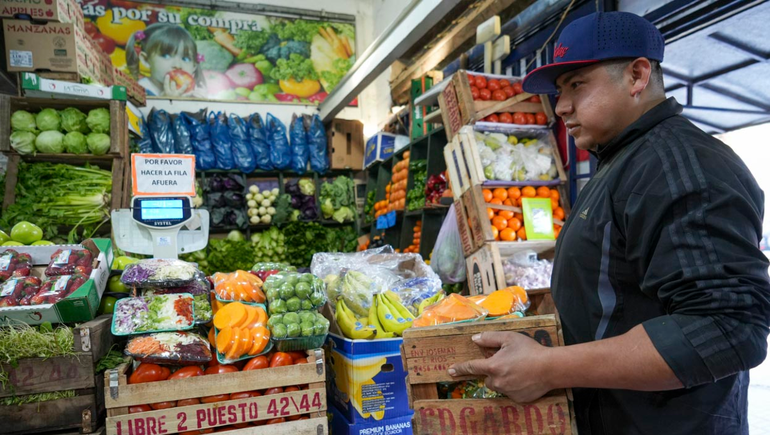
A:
[53,276,71,294]
[10,50,33,68]
[55,250,71,265]
[1,279,18,297]
[0,254,11,271]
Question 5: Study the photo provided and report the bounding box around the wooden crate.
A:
[466,241,555,296]
[444,126,567,201]
[0,96,129,157]
[436,70,556,141]
[0,315,116,435]
[401,316,577,435]
[104,349,328,435]
[2,153,125,213]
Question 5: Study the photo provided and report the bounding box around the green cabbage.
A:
[60,108,89,133]
[63,132,88,154]
[11,110,36,132]
[35,131,65,153]
[10,131,36,155]
[86,133,110,155]
[36,108,61,132]
[86,108,110,134]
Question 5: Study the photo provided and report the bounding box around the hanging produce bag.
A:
[209,111,235,170]
[148,108,173,153]
[172,114,194,155]
[308,114,329,173]
[266,113,291,170]
[182,110,217,170]
[248,113,272,170]
[228,113,257,173]
[430,204,466,283]
[289,114,309,174]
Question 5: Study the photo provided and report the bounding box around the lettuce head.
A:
[63,131,88,154]
[60,107,89,133]
[10,131,36,155]
[86,132,110,155]
[36,108,61,132]
[86,108,110,134]
[35,130,64,153]
[11,110,36,132]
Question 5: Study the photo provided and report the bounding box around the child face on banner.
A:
[145,41,196,84]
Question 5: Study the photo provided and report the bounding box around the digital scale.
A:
[111,195,210,259]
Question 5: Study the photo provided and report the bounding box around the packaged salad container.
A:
[112,293,195,336]
[120,259,200,288]
[125,331,212,365]
[143,278,212,324]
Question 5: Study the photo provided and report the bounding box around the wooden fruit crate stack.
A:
[103,349,328,435]
[0,315,115,435]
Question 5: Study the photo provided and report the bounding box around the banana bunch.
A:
[336,291,418,339]
[417,291,445,316]
[374,291,414,337]
[336,299,376,339]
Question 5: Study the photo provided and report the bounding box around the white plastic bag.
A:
[431,204,466,284]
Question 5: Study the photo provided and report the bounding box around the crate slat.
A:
[0,354,94,398]
[4,392,99,435]
[466,241,556,295]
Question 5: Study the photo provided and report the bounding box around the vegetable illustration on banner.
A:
[80,1,356,104]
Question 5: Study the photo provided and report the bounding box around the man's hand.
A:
[448,331,555,403]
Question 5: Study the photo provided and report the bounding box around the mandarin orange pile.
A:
[482,186,564,241]
[404,221,422,253]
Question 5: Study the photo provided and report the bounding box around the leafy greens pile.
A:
[320,176,356,223]
[0,322,75,390]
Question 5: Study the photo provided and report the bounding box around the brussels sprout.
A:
[300,299,313,311]
[283,312,300,325]
[272,324,288,338]
[286,296,301,312]
[295,282,311,299]
[299,311,316,324]
[279,283,295,299]
[267,314,283,328]
[301,322,315,337]
[270,299,287,314]
[286,323,300,338]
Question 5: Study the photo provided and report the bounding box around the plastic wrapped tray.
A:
[45,249,93,277]
[27,274,88,305]
[120,259,200,288]
[112,293,195,336]
[125,331,213,365]
[272,335,327,352]
[212,270,265,304]
[143,279,212,324]
[0,250,32,282]
[263,272,326,316]
[0,276,41,307]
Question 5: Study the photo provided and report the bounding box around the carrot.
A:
[213,30,242,57]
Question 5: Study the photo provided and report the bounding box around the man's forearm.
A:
[545,324,683,391]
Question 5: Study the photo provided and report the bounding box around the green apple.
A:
[2,241,24,246]
[0,230,9,244]
[10,221,43,244]
[31,240,55,246]
[107,275,128,293]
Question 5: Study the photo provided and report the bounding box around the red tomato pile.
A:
[467,74,548,125]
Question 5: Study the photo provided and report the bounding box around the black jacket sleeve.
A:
[622,132,770,388]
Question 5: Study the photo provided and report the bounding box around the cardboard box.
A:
[3,20,100,80]
[326,332,412,424]
[113,67,147,107]
[329,119,364,170]
[329,404,413,435]
[20,72,127,100]
[0,0,84,29]
[364,133,409,169]
[0,238,113,325]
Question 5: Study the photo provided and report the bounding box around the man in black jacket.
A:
[448,11,770,434]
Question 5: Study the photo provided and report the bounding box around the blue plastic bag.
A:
[172,114,194,155]
[266,113,291,170]
[307,114,329,173]
[209,111,235,170]
[228,113,256,174]
[182,110,216,170]
[289,114,309,174]
[148,108,174,153]
[247,113,271,170]
[137,116,153,153]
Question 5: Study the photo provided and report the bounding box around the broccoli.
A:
[259,34,311,64]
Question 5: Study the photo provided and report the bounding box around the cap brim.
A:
[522,60,601,94]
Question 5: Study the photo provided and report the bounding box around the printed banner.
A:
[79,1,356,104]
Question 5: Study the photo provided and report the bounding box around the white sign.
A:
[132,154,196,197]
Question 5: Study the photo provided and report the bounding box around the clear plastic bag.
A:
[247,113,272,170]
[112,293,195,335]
[307,114,328,174]
[125,331,212,365]
[228,113,257,174]
[45,249,93,277]
[0,276,41,307]
[212,302,271,363]
[148,108,174,153]
[172,114,194,155]
[266,113,291,170]
[143,279,212,324]
[209,111,235,170]
[471,125,559,182]
[466,287,529,317]
[503,251,553,290]
[412,294,488,327]
[212,270,265,303]
[431,204,466,284]
[263,272,326,315]
[120,259,200,288]
[251,262,296,282]
[269,310,329,351]
[0,250,32,282]
[28,274,88,305]
[289,114,309,174]
[182,110,217,170]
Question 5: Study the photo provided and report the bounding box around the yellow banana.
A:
[369,302,396,339]
[377,294,412,336]
[418,292,445,315]
[384,291,415,321]
[336,299,376,339]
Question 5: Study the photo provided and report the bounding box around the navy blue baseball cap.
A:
[522,12,665,94]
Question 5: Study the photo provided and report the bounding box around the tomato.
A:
[270,352,293,368]
[167,69,195,94]
[150,401,177,410]
[293,357,309,365]
[486,114,499,123]
[266,418,286,425]
[129,404,152,414]
[279,78,321,98]
[286,351,307,362]
[160,366,171,379]
[499,79,511,88]
[479,88,491,101]
[535,112,548,125]
[529,95,541,103]
[525,113,536,125]
[92,33,116,55]
[474,76,487,89]
[498,113,513,124]
[502,86,515,98]
[284,386,300,392]
[308,91,328,103]
[230,391,259,400]
[470,86,480,100]
[169,366,204,380]
[200,394,230,404]
[205,364,240,375]
[129,364,168,384]
[492,89,507,101]
[513,112,528,125]
[512,82,523,94]
[264,387,284,396]
[287,415,302,421]
[84,21,98,37]
[177,398,201,407]
[243,356,269,371]
[467,74,475,83]
[487,79,500,91]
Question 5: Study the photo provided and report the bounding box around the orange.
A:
[550,189,560,201]
[503,199,513,206]
[507,187,521,200]
[517,227,527,241]
[493,188,508,201]
[490,198,503,205]
[500,228,517,241]
[492,216,508,231]
[537,186,551,198]
[514,212,524,221]
[482,189,493,202]
[553,207,565,221]
[491,226,499,240]
[554,227,561,238]
[551,198,559,209]
[487,208,495,220]
[507,217,522,231]
[498,210,514,220]
[522,186,536,198]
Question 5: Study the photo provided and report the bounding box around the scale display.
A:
[132,196,192,228]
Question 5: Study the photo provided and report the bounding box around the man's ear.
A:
[628,57,652,97]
